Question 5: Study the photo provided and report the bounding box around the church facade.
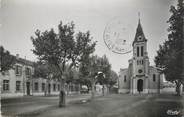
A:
[118,19,164,94]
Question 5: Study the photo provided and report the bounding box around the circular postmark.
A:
[103,17,132,54]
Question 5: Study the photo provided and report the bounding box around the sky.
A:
[0,0,176,73]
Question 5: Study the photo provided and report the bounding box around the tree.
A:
[108,70,118,93]
[79,55,99,98]
[69,31,96,69]
[96,55,111,95]
[109,70,118,88]
[75,31,97,90]
[87,55,100,98]
[79,54,113,98]
[0,46,16,73]
[31,22,75,107]
[31,21,96,107]
[154,0,184,95]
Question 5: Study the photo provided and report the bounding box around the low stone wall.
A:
[160,87,176,94]
[1,93,24,99]
[118,89,130,94]
[148,89,158,94]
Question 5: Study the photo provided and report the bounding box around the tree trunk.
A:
[78,84,80,94]
[59,79,66,107]
[91,81,95,99]
[102,85,105,96]
[44,79,48,96]
[175,80,181,96]
[66,83,69,96]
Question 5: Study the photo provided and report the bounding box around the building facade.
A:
[1,54,80,99]
[118,19,164,94]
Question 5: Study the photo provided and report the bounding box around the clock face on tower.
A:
[138,69,143,73]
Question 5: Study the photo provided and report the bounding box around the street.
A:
[1,94,184,117]
[1,94,91,117]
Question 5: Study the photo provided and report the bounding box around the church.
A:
[118,18,164,94]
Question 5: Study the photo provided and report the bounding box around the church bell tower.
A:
[131,14,149,93]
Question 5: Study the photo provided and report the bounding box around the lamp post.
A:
[97,71,106,96]
[91,71,105,99]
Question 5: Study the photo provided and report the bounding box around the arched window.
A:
[124,75,127,82]
[141,46,144,56]
[153,74,156,82]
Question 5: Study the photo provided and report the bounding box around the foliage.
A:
[154,0,184,95]
[33,61,59,80]
[0,46,16,73]
[79,54,116,87]
[31,22,75,77]
[96,55,112,85]
[109,70,118,87]
[31,21,96,106]
[64,65,79,84]
[72,31,96,68]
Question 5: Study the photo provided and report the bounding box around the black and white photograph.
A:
[0,0,184,117]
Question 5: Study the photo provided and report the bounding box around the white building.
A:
[118,18,164,94]
[1,54,80,99]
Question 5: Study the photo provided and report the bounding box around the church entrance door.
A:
[137,79,143,92]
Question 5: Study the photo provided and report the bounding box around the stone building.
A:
[1,54,80,99]
[118,18,164,94]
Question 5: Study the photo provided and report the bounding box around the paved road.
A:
[1,94,184,117]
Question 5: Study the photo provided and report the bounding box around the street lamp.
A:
[91,71,106,99]
[96,71,106,96]
[98,72,106,96]
[97,71,106,78]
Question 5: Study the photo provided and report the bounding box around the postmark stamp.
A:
[103,17,132,54]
